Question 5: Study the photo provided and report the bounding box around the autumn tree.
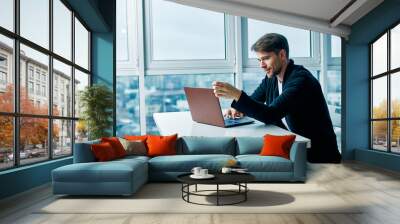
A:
[0,84,60,152]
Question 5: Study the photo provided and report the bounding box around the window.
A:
[0,116,13,170]
[53,59,72,116]
[0,0,14,31]
[53,0,72,60]
[370,22,400,154]
[246,19,311,59]
[145,74,234,134]
[0,34,13,113]
[20,0,49,49]
[331,35,342,58]
[0,1,91,170]
[74,69,89,118]
[116,1,342,151]
[74,18,89,70]
[391,24,400,70]
[28,81,34,94]
[21,44,49,115]
[149,0,225,61]
[53,119,72,158]
[116,75,140,136]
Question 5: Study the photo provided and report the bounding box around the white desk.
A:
[153,111,310,147]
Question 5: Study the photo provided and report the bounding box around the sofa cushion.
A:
[101,137,127,158]
[236,137,263,155]
[91,142,118,161]
[260,134,296,159]
[177,136,236,155]
[53,158,147,183]
[147,134,178,157]
[236,155,293,172]
[148,154,235,172]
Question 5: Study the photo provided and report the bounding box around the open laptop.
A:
[184,87,254,128]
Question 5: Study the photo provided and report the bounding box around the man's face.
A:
[256,51,284,78]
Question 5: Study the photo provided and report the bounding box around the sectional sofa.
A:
[52,136,307,196]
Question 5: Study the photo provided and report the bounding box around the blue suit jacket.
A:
[232,60,341,163]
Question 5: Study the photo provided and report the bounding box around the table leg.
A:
[217,184,219,206]
[195,184,197,192]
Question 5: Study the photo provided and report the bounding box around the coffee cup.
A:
[191,167,202,176]
[199,169,208,176]
[221,167,232,174]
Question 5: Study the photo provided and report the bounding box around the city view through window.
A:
[0,0,90,170]
[371,24,400,153]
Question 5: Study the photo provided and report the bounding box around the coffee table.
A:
[177,173,255,206]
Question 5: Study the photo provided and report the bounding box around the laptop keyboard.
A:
[224,117,252,125]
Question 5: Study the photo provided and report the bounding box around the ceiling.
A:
[167,0,384,38]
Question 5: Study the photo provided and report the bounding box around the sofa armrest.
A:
[289,142,307,181]
[73,140,100,163]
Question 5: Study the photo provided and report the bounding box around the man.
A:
[212,33,341,163]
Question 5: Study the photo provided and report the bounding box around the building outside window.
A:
[0,0,91,170]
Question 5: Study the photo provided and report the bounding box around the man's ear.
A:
[279,49,287,60]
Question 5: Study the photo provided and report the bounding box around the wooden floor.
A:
[1,161,400,224]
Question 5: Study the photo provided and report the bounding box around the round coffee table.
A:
[177,173,255,206]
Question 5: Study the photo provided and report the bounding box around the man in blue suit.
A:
[212,33,341,163]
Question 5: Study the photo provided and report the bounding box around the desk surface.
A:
[153,112,310,147]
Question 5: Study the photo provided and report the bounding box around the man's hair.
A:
[251,33,289,58]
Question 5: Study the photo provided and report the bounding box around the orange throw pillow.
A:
[124,135,148,142]
[101,137,127,158]
[91,142,118,161]
[259,134,296,159]
[146,134,178,157]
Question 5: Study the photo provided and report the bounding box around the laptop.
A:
[184,87,254,128]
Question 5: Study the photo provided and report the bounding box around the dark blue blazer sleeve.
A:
[250,77,267,103]
[232,73,307,124]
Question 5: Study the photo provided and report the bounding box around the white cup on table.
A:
[191,167,202,176]
[199,169,208,176]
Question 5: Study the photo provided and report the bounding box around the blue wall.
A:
[345,0,400,171]
[0,0,115,200]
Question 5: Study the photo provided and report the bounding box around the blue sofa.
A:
[52,136,307,196]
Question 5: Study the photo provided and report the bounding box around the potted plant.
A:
[79,84,113,140]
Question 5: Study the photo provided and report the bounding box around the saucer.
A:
[190,174,215,179]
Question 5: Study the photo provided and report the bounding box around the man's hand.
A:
[224,108,244,119]
[212,81,242,101]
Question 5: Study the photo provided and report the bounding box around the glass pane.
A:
[20,117,49,165]
[0,116,13,170]
[74,69,89,118]
[117,0,130,62]
[116,75,140,136]
[74,18,89,70]
[326,70,342,151]
[391,120,400,153]
[151,0,225,60]
[53,0,72,60]
[0,34,14,112]
[391,24,400,70]
[391,72,400,118]
[75,120,88,143]
[53,119,72,158]
[20,44,49,115]
[372,33,387,76]
[20,0,49,49]
[0,0,14,31]
[53,59,72,117]
[248,19,311,58]
[372,77,387,119]
[372,121,387,151]
[331,35,341,58]
[145,74,234,134]
[243,72,267,94]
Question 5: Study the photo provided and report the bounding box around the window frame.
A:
[241,18,321,70]
[143,0,235,75]
[0,0,92,171]
[369,19,400,154]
